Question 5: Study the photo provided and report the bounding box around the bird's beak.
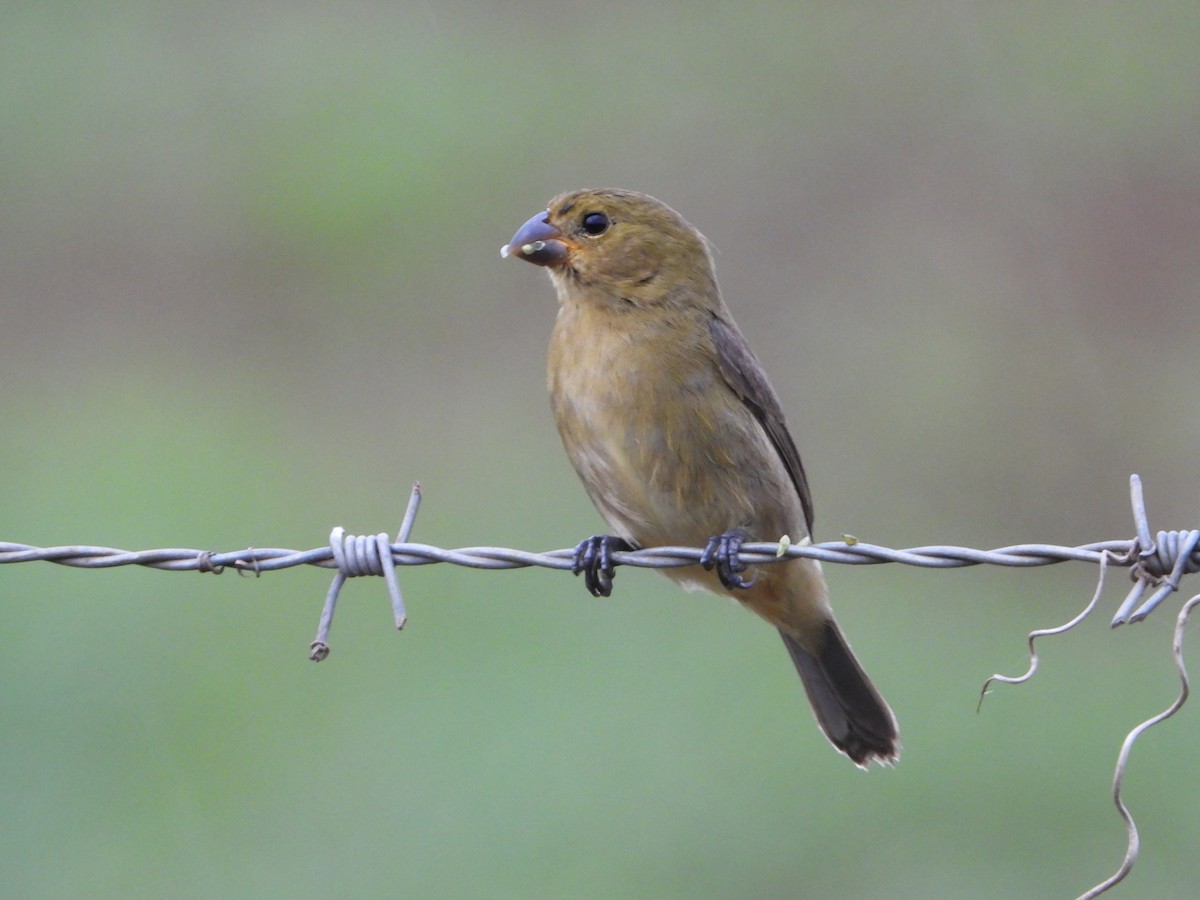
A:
[500,211,571,266]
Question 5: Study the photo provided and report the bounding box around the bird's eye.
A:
[581,212,610,236]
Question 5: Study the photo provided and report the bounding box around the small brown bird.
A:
[502,188,898,767]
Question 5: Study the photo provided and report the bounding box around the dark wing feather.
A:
[708,315,814,535]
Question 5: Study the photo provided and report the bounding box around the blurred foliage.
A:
[2,2,1200,897]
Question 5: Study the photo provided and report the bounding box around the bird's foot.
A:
[572,535,632,597]
[700,530,756,590]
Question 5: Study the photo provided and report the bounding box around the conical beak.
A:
[500,211,571,266]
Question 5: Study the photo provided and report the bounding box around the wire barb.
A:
[1112,475,1200,626]
[309,482,421,661]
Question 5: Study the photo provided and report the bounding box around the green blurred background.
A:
[3,3,1199,897]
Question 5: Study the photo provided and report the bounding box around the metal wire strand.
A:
[2,476,1191,579]
[0,537,1143,574]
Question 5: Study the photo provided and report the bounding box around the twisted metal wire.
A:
[1,481,1191,583]
[0,535,1141,574]
[2,474,1198,899]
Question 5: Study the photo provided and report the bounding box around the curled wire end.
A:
[309,641,330,662]
[977,651,1043,713]
[1080,591,1200,899]
[978,553,1112,712]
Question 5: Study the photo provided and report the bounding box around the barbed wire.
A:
[2,474,1198,898]
[0,533,1143,573]
[0,528,1141,571]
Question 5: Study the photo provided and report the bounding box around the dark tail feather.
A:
[780,620,899,768]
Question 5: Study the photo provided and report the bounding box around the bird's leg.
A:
[700,529,756,590]
[572,535,632,597]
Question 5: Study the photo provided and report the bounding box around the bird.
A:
[501,188,898,767]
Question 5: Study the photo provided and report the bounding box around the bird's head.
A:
[502,188,717,309]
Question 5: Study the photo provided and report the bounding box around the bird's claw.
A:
[701,530,756,590]
[572,535,631,597]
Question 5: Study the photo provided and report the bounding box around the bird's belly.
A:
[554,382,797,550]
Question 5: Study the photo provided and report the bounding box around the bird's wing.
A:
[708,314,815,535]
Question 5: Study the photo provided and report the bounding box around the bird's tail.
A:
[780,620,899,768]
